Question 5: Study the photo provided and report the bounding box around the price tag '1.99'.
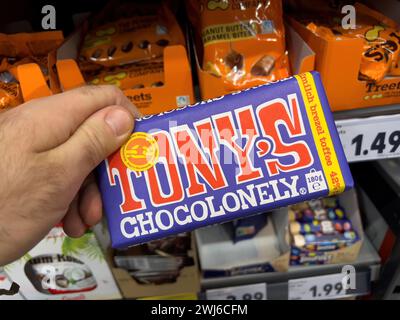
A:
[336,114,400,162]
[206,283,267,300]
[289,273,351,300]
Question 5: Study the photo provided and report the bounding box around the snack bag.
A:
[80,4,185,67]
[85,60,164,90]
[0,31,63,58]
[0,31,63,109]
[0,81,23,110]
[300,4,400,82]
[188,0,290,91]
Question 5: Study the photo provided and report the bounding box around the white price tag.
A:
[336,114,400,162]
[289,273,351,300]
[206,283,267,300]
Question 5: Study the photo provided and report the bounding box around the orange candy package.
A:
[0,82,23,110]
[84,60,164,90]
[300,6,400,83]
[80,4,185,68]
[188,0,290,91]
[0,31,63,110]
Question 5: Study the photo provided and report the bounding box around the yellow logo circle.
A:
[120,132,159,171]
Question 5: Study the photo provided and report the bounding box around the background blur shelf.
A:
[201,237,381,300]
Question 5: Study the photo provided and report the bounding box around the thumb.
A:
[52,105,134,185]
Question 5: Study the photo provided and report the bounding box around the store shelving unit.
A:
[201,238,380,300]
[334,103,400,121]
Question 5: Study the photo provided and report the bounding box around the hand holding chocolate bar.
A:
[98,72,354,249]
[0,85,138,265]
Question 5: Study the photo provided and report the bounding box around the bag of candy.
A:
[187,0,290,91]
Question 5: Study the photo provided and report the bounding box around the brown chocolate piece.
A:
[139,40,150,49]
[121,41,133,53]
[108,45,117,57]
[151,81,164,87]
[132,84,145,89]
[250,55,275,76]
[156,39,169,47]
[92,49,103,59]
[225,50,244,70]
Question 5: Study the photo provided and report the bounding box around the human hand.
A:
[0,85,139,265]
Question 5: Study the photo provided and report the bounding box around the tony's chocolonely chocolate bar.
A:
[98,71,353,248]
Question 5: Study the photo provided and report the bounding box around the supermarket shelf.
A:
[201,237,381,300]
[333,103,400,121]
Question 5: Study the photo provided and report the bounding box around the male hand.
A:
[0,85,140,265]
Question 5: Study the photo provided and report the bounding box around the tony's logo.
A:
[106,93,314,213]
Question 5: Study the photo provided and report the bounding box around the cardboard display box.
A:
[105,237,200,299]
[287,3,400,111]
[290,189,364,266]
[195,209,290,277]
[54,20,195,116]
[93,219,199,299]
[193,24,315,100]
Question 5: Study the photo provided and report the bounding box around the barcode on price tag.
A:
[206,283,267,300]
[336,114,400,162]
[289,273,352,300]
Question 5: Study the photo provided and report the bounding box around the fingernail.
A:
[105,108,133,136]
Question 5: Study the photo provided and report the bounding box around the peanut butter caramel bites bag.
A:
[188,0,290,91]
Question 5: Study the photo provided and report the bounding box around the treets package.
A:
[84,60,164,90]
[65,1,194,115]
[287,2,400,110]
[297,7,400,83]
[187,0,290,91]
[98,72,353,249]
[79,3,185,68]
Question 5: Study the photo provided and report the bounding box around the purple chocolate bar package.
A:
[98,72,353,248]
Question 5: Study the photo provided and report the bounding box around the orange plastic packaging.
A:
[0,31,63,109]
[188,0,290,91]
[301,7,400,83]
[80,4,185,67]
[0,82,23,110]
[84,60,164,89]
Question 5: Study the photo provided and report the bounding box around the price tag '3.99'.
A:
[336,114,400,162]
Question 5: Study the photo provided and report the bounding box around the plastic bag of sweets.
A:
[294,4,400,83]
[84,60,165,90]
[79,3,185,68]
[187,0,290,91]
[0,31,63,109]
[97,71,354,249]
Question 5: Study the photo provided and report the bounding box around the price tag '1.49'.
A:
[336,114,400,162]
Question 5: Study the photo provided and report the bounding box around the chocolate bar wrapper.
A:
[98,71,353,248]
[290,249,330,265]
[293,231,358,251]
[290,219,353,235]
[289,206,346,222]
